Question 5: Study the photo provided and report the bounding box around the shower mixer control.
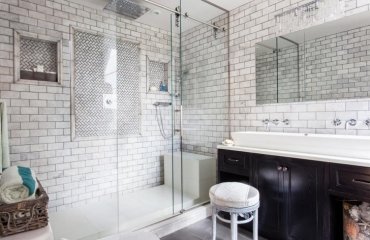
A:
[103,94,117,109]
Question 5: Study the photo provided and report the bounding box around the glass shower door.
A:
[179,1,229,211]
[117,1,181,232]
[50,5,121,239]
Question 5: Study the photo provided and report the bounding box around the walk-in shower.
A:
[46,0,229,239]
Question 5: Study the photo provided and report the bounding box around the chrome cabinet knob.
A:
[277,166,283,171]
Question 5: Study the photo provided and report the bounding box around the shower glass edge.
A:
[116,0,180,234]
[179,0,229,212]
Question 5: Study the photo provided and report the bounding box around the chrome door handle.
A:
[353,179,370,185]
[180,105,183,137]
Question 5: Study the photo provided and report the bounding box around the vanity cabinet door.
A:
[218,149,249,177]
[252,154,284,240]
[282,158,324,240]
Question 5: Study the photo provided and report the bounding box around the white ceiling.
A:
[69,0,250,31]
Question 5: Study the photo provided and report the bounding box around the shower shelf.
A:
[13,30,62,85]
[148,90,170,95]
[146,56,171,94]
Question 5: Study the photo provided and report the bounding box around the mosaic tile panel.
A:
[20,38,57,72]
[74,30,140,137]
[117,38,141,136]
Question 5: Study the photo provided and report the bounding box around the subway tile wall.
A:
[0,0,179,211]
[229,0,370,136]
[181,13,230,156]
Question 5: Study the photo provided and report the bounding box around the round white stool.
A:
[209,182,260,240]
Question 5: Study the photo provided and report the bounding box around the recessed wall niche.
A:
[13,31,62,84]
[146,56,170,93]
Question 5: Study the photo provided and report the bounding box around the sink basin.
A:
[231,131,370,160]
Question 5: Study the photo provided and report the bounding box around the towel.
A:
[0,102,10,172]
[0,166,38,204]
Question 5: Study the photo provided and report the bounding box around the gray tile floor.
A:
[161,217,257,240]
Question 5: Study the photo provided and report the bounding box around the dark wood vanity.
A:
[218,148,370,240]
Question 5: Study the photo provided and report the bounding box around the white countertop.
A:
[217,144,370,167]
[1,224,53,240]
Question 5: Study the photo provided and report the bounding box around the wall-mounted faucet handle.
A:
[332,118,341,126]
[262,119,270,124]
[272,119,280,126]
[262,119,270,130]
[345,119,357,130]
[365,119,370,127]
[282,119,290,125]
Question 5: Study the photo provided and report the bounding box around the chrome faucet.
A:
[345,119,357,130]
[262,119,270,130]
[272,119,280,126]
[282,119,290,125]
[332,118,341,127]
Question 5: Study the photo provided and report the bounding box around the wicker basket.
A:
[0,180,49,237]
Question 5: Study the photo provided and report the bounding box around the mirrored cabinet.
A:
[256,11,370,104]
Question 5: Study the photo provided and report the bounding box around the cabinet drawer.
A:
[218,150,249,176]
[330,164,370,194]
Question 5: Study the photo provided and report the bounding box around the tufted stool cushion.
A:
[209,182,259,209]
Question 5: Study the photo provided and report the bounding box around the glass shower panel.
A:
[49,1,120,239]
[117,1,180,232]
[180,2,229,210]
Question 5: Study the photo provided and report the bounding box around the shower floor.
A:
[49,185,199,240]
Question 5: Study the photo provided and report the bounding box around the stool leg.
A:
[230,213,238,240]
[253,209,258,240]
[212,207,217,240]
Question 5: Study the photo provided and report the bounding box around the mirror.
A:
[255,11,370,104]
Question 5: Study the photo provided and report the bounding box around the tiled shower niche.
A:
[14,31,62,84]
[71,29,141,138]
[146,56,170,93]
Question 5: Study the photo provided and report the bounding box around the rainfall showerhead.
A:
[104,0,151,20]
